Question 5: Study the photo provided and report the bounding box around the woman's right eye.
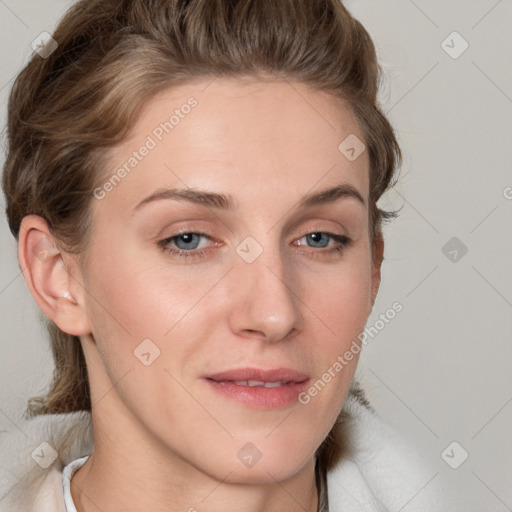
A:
[157,232,215,260]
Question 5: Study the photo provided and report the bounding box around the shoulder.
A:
[0,410,92,511]
[327,386,455,512]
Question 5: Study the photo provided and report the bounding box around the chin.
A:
[226,437,316,485]
[180,432,316,486]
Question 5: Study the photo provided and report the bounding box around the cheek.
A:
[297,250,371,412]
[308,254,372,344]
[295,262,371,434]
[82,237,212,337]
[80,244,229,392]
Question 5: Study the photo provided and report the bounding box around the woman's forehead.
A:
[98,77,370,212]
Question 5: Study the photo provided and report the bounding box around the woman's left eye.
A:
[295,232,351,252]
[157,231,351,261]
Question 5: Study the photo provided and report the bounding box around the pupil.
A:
[176,233,198,250]
[309,232,327,248]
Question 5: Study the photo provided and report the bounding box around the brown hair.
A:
[2,0,401,472]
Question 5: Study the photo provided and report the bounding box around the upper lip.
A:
[204,367,309,383]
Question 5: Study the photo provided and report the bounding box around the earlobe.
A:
[18,215,91,337]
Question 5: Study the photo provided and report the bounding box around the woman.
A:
[0,0,450,510]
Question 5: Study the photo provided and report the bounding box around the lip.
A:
[203,367,310,410]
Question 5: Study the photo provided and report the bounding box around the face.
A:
[70,76,380,485]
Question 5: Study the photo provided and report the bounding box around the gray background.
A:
[1,1,511,510]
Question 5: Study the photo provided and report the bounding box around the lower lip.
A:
[204,379,310,409]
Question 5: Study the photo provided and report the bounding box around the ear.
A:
[370,233,384,308]
[18,215,91,337]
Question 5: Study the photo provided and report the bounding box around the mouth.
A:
[203,367,310,409]
[204,367,309,383]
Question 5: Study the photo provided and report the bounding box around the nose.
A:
[227,240,304,343]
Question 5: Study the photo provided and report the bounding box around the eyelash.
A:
[157,230,352,261]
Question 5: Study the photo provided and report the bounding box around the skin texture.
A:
[19,77,383,512]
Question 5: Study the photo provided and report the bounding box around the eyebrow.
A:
[134,183,365,212]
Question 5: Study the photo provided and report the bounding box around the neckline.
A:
[62,455,90,512]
